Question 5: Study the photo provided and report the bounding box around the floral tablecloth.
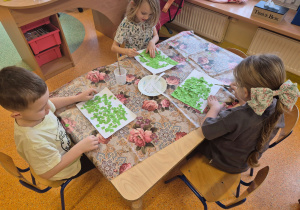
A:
[51,31,243,180]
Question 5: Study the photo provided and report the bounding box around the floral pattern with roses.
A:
[116,92,130,105]
[142,96,171,113]
[165,75,180,90]
[198,56,214,71]
[126,74,141,85]
[86,66,110,86]
[206,43,221,53]
[119,163,132,174]
[175,132,187,141]
[128,117,158,154]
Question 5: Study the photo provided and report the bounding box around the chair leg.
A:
[179,175,208,210]
[240,180,252,186]
[164,175,181,184]
[163,24,173,34]
[60,179,73,210]
[250,168,254,176]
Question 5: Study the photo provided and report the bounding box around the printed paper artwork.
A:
[76,87,136,138]
[135,49,178,74]
[171,70,222,112]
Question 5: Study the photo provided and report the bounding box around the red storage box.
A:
[35,45,62,67]
[21,17,61,55]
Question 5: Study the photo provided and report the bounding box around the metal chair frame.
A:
[165,175,252,209]
[165,153,269,210]
[0,152,74,210]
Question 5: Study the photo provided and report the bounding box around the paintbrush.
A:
[215,84,231,89]
[117,53,121,75]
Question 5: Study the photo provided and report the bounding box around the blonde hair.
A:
[126,0,160,27]
[233,54,286,168]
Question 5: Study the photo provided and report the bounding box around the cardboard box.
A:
[251,1,289,23]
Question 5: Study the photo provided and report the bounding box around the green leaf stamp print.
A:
[81,94,127,133]
[172,77,213,112]
[138,50,178,69]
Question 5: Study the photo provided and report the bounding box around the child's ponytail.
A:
[247,100,285,167]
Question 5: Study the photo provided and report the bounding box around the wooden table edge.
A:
[110,127,204,201]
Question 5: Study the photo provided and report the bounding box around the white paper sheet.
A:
[134,49,178,74]
[76,87,136,138]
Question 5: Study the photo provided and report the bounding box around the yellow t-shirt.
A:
[14,100,81,181]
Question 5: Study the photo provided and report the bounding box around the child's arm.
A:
[111,41,139,57]
[39,135,99,180]
[146,27,159,58]
[50,88,97,110]
[201,95,225,124]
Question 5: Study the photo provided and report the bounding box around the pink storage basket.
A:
[35,45,62,67]
[21,17,61,55]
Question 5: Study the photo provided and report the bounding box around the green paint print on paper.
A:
[81,94,127,133]
[172,77,213,112]
[138,50,178,69]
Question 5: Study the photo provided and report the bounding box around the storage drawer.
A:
[21,17,61,55]
[35,45,62,66]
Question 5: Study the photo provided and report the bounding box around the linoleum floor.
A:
[0,9,299,210]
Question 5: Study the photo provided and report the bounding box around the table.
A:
[0,0,127,80]
[51,31,243,208]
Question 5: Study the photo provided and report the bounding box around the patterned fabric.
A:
[114,17,154,50]
[248,80,300,115]
[52,31,243,180]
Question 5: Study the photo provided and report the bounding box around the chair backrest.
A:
[180,154,241,202]
[157,0,184,31]
[0,152,37,188]
[274,105,299,145]
[226,48,247,59]
[226,166,269,207]
[0,152,64,189]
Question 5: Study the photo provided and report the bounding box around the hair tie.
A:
[248,80,300,115]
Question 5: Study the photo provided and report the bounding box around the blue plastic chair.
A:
[165,154,269,209]
[0,152,74,210]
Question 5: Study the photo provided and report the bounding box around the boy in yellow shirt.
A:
[0,66,99,181]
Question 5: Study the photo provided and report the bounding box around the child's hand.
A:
[230,82,246,105]
[146,41,158,58]
[76,88,97,102]
[96,133,111,144]
[77,135,99,153]
[126,48,139,57]
[207,95,225,112]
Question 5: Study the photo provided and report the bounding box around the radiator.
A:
[172,2,229,42]
[247,28,300,76]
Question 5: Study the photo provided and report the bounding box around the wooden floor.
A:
[0,9,299,210]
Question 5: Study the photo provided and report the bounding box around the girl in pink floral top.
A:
[197,54,299,173]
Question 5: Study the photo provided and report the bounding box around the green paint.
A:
[138,50,178,69]
[81,94,127,133]
[172,77,213,112]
